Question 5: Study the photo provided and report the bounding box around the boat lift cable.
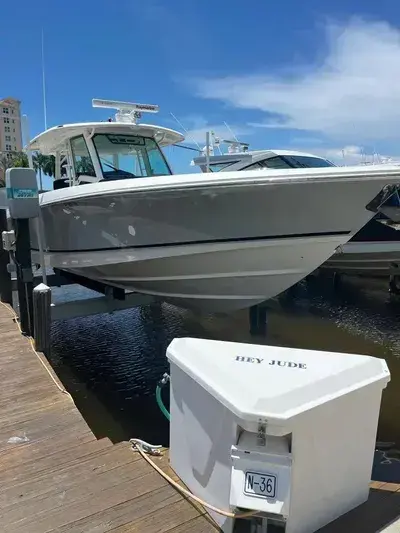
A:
[129,438,258,519]
[0,300,73,400]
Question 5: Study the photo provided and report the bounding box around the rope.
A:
[130,439,257,520]
[0,300,73,400]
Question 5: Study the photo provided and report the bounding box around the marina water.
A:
[48,275,400,483]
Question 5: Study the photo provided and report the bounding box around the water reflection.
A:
[48,274,400,482]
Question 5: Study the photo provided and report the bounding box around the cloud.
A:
[290,136,325,146]
[194,19,400,142]
[326,145,363,162]
[294,144,400,166]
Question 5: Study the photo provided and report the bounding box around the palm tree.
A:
[10,152,28,168]
[42,155,56,177]
[0,151,29,186]
[33,152,46,189]
[0,151,63,191]
[33,153,62,188]
[0,155,9,186]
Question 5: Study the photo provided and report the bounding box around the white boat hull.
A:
[31,165,400,312]
[36,235,347,312]
[322,241,400,277]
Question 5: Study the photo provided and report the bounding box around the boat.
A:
[193,142,400,278]
[26,99,400,312]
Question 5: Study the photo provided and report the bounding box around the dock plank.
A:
[170,516,220,533]
[109,498,204,533]
[0,302,399,533]
[59,488,183,533]
[6,472,178,533]
[0,437,114,487]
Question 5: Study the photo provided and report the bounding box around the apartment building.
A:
[0,97,23,154]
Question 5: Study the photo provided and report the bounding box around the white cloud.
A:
[326,145,363,163]
[194,19,400,142]
[294,144,400,166]
[313,145,363,165]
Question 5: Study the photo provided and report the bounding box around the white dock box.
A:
[167,338,390,533]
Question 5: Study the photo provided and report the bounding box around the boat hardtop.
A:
[28,121,184,155]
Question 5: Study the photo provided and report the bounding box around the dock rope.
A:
[130,438,258,519]
[0,300,73,400]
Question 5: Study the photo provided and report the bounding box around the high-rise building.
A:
[0,97,23,154]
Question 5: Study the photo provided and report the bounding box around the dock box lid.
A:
[167,338,390,424]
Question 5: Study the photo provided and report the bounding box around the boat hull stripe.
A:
[31,230,351,254]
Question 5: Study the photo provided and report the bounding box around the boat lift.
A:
[0,167,156,355]
[0,167,270,357]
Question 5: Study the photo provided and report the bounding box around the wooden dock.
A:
[0,302,399,533]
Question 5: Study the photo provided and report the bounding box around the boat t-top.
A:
[26,99,400,312]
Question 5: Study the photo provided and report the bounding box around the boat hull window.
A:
[92,133,172,180]
[70,135,96,178]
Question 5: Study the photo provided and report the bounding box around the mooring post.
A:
[0,210,12,305]
[13,218,34,336]
[389,263,400,296]
[249,304,268,337]
[33,283,51,354]
[332,271,342,290]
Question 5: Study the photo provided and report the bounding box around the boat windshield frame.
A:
[92,132,173,181]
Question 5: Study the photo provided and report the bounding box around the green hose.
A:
[156,381,171,421]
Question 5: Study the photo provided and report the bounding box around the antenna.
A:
[92,99,159,124]
[22,115,34,170]
[41,28,48,130]
[223,121,239,142]
[170,112,201,150]
[220,122,249,153]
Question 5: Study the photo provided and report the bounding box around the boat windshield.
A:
[283,155,335,168]
[209,161,240,172]
[93,133,172,180]
[243,155,335,171]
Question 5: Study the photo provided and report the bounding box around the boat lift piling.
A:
[32,282,51,354]
[0,168,40,337]
[0,209,12,305]
[249,304,268,336]
[13,217,35,336]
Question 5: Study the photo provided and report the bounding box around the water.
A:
[47,274,400,482]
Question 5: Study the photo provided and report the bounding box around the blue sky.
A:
[2,0,400,187]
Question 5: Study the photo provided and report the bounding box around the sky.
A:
[2,0,400,187]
